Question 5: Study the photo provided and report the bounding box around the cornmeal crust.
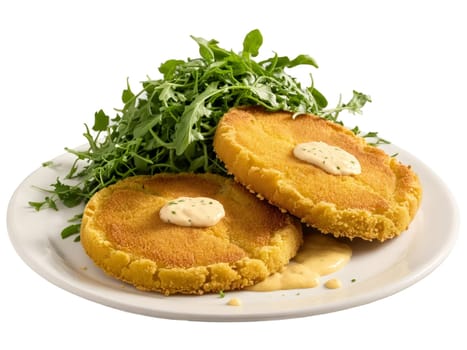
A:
[80,173,302,295]
[213,107,422,241]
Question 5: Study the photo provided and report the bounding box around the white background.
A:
[1,0,465,348]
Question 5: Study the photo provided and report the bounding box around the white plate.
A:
[7,144,459,321]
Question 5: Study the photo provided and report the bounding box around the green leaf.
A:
[173,82,219,155]
[188,156,206,172]
[93,109,109,131]
[242,29,263,58]
[67,213,83,222]
[28,201,43,211]
[65,159,79,179]
[361,131,390,145]
[274,56,292,69]
[29,196,58,211]
[52,179,83,207]
[122,79,135,104]
[159,82,178,105]
[287,54,319,68]
[191,36,215,62]
[251,84,278,107]
[133,114,162,138]
[61,223,81,239]
[159,59,185,79]
[344,90,372,114]
[310,87,328,109]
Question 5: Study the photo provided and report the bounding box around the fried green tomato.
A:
[80,173,302,295]
[214,107,422,241]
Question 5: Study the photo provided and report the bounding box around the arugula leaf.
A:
[122,79,135,104]
[309,87,328,109]
[55,183,84,207]
[29,196,58,211]
[321,90,372,122]
[191,36,216,62]
[61,223,81,239]
[287,54,319,68]
[242,29,263,58]
[173,82,219,155]
[159,59,185,79]
[345,90,372,114]
[92,109,109,131]
[249,83,278,107]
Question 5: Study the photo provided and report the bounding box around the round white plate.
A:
[7,144,458,321]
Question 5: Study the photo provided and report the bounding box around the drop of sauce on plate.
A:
[324,278,342,289]
[227,298,242,306]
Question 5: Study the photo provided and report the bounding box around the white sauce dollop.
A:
[159,197,225,227]
[293,141,361,175]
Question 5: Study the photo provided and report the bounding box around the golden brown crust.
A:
[80,173,302,295]
[213,107,422,241]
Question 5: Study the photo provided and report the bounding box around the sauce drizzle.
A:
[247,232,351,292]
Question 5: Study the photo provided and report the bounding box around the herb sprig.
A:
[30,29,377,240]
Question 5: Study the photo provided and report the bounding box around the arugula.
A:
[30,29,376,240]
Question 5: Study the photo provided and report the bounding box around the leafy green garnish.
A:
[29,196,58,211]
[61,224,81,241]
[31,29,377,239]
